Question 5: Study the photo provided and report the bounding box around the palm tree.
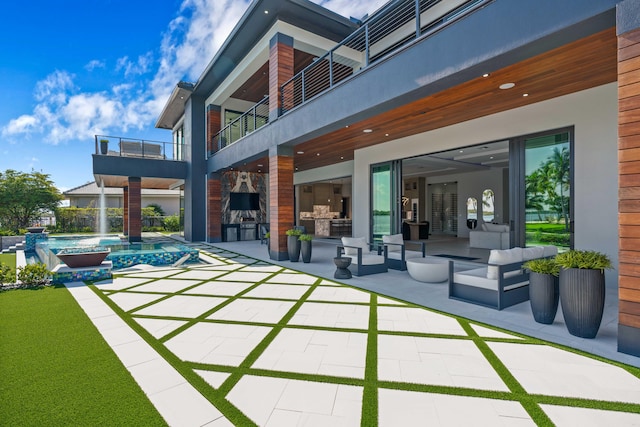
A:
[542,147,570,230]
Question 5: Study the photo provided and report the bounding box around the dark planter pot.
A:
[529,272,559,324]
[559,267,606,339]
[287,235,300,262]
[300,240,312,263]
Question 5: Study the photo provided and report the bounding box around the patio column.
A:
[207,104,221,155]
[617,0,640,357]
[269,33,294,122]
[207,173,222,243]
[128,177,142,243]
[123,186,129,236]
[268,146,294,260]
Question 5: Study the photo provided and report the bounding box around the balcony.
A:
[93,135,187,189]
[95,135,183,161]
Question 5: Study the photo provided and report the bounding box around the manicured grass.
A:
[0,286,166,426]
[525,223,568,234]
[0,252,16,270]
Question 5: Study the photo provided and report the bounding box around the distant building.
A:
[63,181,182,215]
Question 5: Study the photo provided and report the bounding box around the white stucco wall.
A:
[352,83,618,281]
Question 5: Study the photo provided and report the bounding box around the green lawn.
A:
[525,223,568,234]
[0,252,16,270]
[0,286,166,426]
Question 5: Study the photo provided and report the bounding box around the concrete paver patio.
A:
[65,238,640,426]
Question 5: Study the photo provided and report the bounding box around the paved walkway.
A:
[66,241,640,426]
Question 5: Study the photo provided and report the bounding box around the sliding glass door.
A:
[371,160,402,244]
[511,127,574,250]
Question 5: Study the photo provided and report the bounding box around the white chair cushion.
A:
[360,254,385,265]
[487,247,523,280]
[342,237,368,256]
[387,250,423,261]
[485,223,509,232]
[454,267,528,291]
[522,246,545,260]
[382,234,404,252]
[542,245,558,257]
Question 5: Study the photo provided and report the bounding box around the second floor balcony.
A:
[95,135,184,161]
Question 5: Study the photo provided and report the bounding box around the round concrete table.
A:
[333,257,352,279]
[406,258,449,282]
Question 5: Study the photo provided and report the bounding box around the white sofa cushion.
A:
[487,247,523,280]
[358,254,386,265]
[523,246,545,260]
[342,237,368,256]
[453,267,528,291]
[542,245,558,257]
[484,223,509,232]
[382,234,404,252]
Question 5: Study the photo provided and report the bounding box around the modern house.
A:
[64,181,182,216]
[92,0,640,357]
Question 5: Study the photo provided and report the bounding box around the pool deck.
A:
[63,234,640,426]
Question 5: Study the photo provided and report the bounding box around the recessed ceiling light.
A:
[499,83,515,90]
[459,150,464,153]
[482,73,490,77]
[316,153,320,156]
[258,170,261,173]
[522,93,529,97]
[264,10,268,14]
[385,133,389,137]
[345,125,349,128]
[295,167,299,171]
[340,156,344,160]
[363,129,373,133]
[257,164,263,167]
[490,156,494,159]
[297,151,304,154]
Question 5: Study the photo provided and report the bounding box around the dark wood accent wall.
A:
[269,39,294,117]
[207,177,222,242]
[127,177,142,243]
[207,105,221,154]
[123,186,129,236]
[618,26,640,356]
[269,155,294,260]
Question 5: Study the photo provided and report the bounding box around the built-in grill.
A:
[239,217,256,241]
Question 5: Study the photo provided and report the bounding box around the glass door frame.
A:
[370,160,402,245]
[509,126,575,249]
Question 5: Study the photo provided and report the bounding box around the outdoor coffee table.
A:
[333,257,352,279]
[406,257,449,282]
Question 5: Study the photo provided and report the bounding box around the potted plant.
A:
[286,228,302,262]
[299,234,313,263]
[555,250,612,338]
[100,139,109,155]
[264,232,270,255]
[523,257,560,324]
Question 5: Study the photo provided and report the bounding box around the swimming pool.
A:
[34,235,199,270]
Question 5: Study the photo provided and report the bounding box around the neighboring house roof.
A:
[63,182,181,197]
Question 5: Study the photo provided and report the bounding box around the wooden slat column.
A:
[207,105,221,155]
[618,0,640,357]
[207,174,222,243]
[123,186,129,236]
[128,177,142,243]
[269,147,294,260]
[269,33,294,121]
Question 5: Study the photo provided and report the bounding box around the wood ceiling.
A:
[237,28,617,174]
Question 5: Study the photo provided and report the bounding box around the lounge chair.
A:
[336,236,387,276]
[382,234,426,271]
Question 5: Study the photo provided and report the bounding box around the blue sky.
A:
[0,0,385,192]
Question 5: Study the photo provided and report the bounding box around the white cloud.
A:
[85,59,106,71]
[2,0,386,145]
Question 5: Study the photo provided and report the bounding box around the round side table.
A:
[334,257,352,279]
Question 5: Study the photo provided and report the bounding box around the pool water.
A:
[33,235,199,270]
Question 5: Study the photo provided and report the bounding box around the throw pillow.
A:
[487,247,523,280]
[382,234,404,252]
[342,237,367,256]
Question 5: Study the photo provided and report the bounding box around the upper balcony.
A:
[93,135,187,189]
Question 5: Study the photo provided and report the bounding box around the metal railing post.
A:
[301,72,306,105]
[364,24,370,67]
[329,51,334,87]
[415,0,421,38]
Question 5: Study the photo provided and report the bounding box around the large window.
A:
[371,161,401,244]
[482,189,494,223]
[523,131,572,250]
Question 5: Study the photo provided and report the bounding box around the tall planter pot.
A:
[300,240,312,263]
[529,272,559,324]
[559,268,605,339]
[287,235,300,262]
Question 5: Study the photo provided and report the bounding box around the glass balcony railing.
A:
[94,135,183,161]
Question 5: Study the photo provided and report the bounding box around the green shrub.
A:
[523,258,559,276]
[17,263,51,286]
[286,228,303,236]
[555,250,612,271]
[163,215,180,232]
[0,263,15,284]
[142,226,164,232]
[299,234,313,242]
